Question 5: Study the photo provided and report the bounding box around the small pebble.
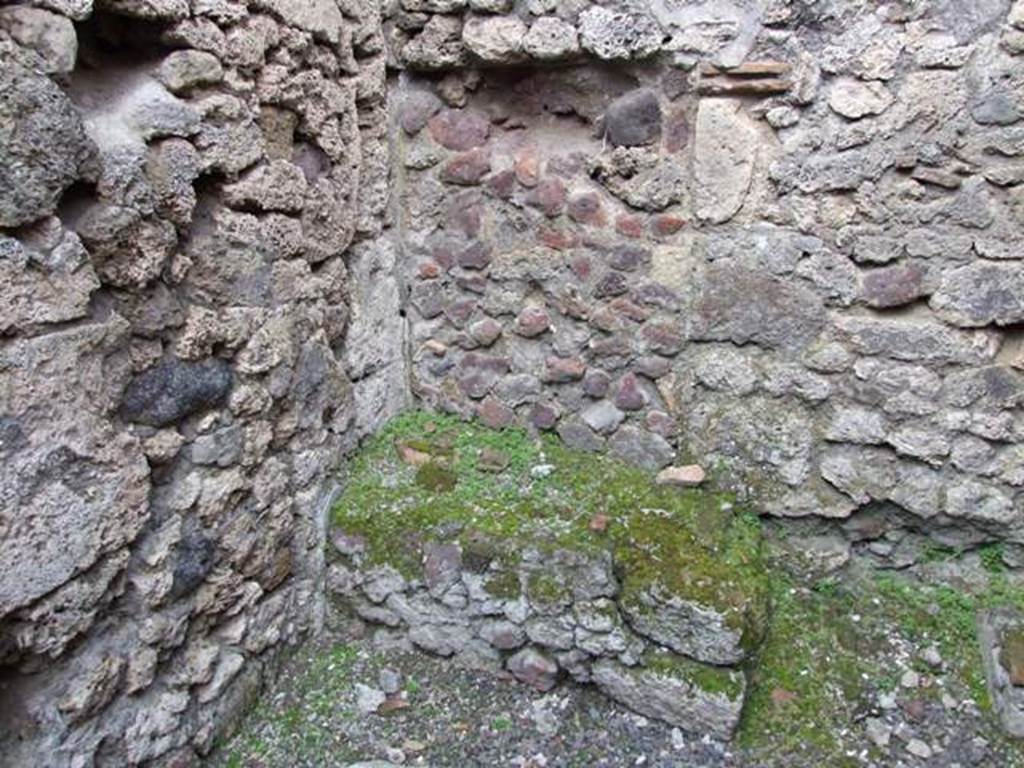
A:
[906,738,933,759]
[865,717,892,748]
[379,668,402,694]
[355,683,386,715]
[670,728,685,751]
[921,647,943,669]
[531,464,555,478]
[900,670,921,689]
[878,691,898,710]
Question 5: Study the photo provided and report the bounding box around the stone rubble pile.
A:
[327,535,756,739]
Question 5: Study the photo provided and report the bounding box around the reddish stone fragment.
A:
[614,372,647,411]
[525,177,567,218]
[652,214,685,236]
[570,256,591,280]
[515,146,541,187]
[441,149,492,186]
[537,225,579,250]
[456,274,488,294]
[428,108,491,151]
[543,356,586,383]
[478,396,516,429]
[444,299,477,328]
[515,307,551,337]
[861,263,928,308]
[446,192,483,237]
[642,322,684,355]
[567,192,606,226]
[609,297,651,322]
[469,318,503,347]
[589,306,623,333]
[457,241,492,270]
[485,169,516,199]
[530,402,559,430]
[663,107,690,153]
[615,214,644,238]
[418,262,442,279]
[656,465,706,488]
[645,410,677,437]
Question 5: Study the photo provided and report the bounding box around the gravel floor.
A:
[207,622,1015,768]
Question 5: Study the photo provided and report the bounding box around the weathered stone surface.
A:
[980,609,1024,738]
[693,99,758,223]
[156,49,223,93]
[0,229,99,333]
[430,108,489,150]
[0,61,94,227]
[400,90,443,135]
[931,262,1024,328]
[609,426,675,470]
[0,319,150,616]
[506,647,559,691]
[604,89,662,147]
[833,316,1000,364]
[402,15,469,70]
[120,359,232,427]
[462,15,526,64]
[620,587,749,666]
[592,658,745,738]
[0,6,77,74]
[224,160,308,213]
[523,16,580,61]
[578,6,663,61]
[252,0,344,42]
[656,465,706,488]
[689,264,825,351]
[828,78,894,119]
[861,263,928,308]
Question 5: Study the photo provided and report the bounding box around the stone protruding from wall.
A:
[0,1,398,765]
[392,0,1024,561]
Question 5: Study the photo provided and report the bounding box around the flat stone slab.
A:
[592,656,745,739]
[979,608,1024,738]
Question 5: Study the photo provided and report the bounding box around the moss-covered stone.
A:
[331,412,771,649]
[1000,628,1024,686]
[415,461,457,492]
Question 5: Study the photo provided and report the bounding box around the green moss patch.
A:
[739,563,1024,766]
[330,410,770,630]
[644,650,745,700]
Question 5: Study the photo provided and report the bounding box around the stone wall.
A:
[0,1,401,765]
[4,0,1024,764]
[392,0,1024,561]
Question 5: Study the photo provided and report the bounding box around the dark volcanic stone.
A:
[171,527,216,598]
[121,359,232,427]
[604,88,662,147]
[594,271,630,299]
